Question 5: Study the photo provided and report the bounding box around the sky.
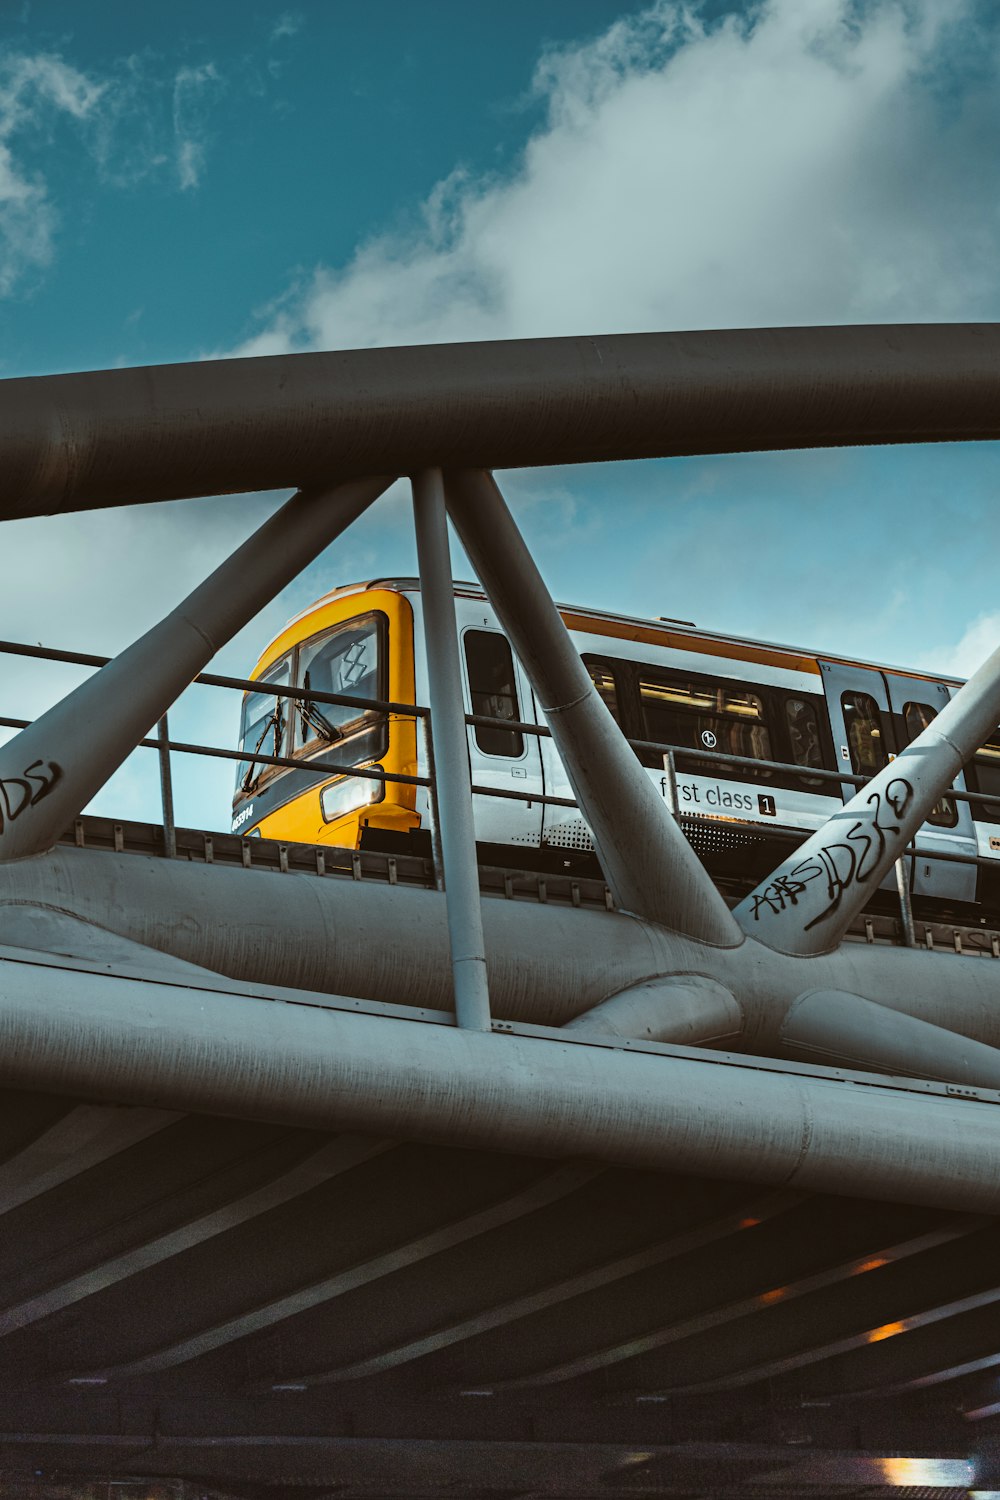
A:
[1,0,1000,831]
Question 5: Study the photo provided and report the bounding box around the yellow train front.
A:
[231,582,422,849]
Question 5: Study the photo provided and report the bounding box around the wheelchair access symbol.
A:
[700,729,717,749]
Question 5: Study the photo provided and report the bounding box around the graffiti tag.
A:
[749,777,913,930]
[0,759,62,835]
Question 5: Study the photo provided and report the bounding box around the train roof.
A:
[273,576,966,689]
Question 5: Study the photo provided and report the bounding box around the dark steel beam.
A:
[3,324,1000,518]
[0,1135,390,1338]
[0,1103,177,1214]
[278,1190,799,1388]
[503,1224,976,1391]
[78,1163,601,1381]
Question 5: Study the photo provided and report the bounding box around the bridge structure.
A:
[1,326,1000,1498]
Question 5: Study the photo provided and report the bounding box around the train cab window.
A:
[968,729,1000,825]
[903,702,957,827]
[464,630,524,757]
[294,615,384,752]
[785,697,825,785]
[585,661,621,725]
[841,692,888,778]
[236,655,291,791]
[638,673,773,774]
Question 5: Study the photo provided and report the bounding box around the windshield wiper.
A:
[240,704,284,793]
[298,671,343,744]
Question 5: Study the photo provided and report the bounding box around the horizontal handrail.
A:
[5,637,999,809]
[0,639,426,720]
[4,641,1000,850]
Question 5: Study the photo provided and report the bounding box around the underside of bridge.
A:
[2,326,1000,1497]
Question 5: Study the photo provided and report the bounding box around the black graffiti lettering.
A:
[0,760,62,835]
[748,856,825,920]
[23,759,62,806]
[751,778,915,928]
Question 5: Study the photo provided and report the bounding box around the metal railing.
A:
[3,638,999,945]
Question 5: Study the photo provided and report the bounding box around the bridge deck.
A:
[0,822,997,1497]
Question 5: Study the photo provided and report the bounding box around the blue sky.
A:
[1,0,999,830]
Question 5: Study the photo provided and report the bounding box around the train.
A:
[230,577,1000,916]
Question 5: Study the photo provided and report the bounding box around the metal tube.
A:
[894,857,917,948]
[157,715,176,860]
[420,715,445,892]
[662,749,679,818]
[5,326,1000,519]
[562,976,743,1046]
[411,468,491,1031]
[2,952,1000,1214]
[7,846,1000,1053]
[0,475,393,862]
[444,468,741,948]
[736,637,1000,956]
[779,989,1000,1089]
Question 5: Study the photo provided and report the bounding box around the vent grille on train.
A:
[543,818,595,852]
[680,815,768,855]
[543,813,770,857]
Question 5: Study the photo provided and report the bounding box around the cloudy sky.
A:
[1,0,999,830]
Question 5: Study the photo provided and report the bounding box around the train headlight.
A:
[320,769,384,823]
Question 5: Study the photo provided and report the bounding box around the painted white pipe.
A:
[1,950,1000,1215]
[737,638,1000,955]
[445,469,741,949]
[780,988,1000,1088]
[563,977,742,1046]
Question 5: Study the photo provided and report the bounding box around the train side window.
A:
[638,673,773,774]
[841,692,887,778]
[902,702,957,827]
[785,697,825,786]
[585,660,621,724]
[968,729,1000,825]
[295,614,384,751]
[465,630,524,757]
[236,655,291,791]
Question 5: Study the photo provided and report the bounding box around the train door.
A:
[882,672,977,903]
[460,623,544,849]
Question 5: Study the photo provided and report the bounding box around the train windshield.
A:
[236,655,291,790]
[294,615,384,750]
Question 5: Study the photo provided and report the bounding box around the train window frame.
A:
[841,691,889,780]
[782,693,834,790]
[291,610,389,764]
[463,628,525,759]
[901,701,958,829]
[582,656,625,728]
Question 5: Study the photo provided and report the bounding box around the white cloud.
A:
[926,614,1000,679]
[0,51,105,294]
[172,62,222,191]
[226,0,1000,355]
[271,12,303,43]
